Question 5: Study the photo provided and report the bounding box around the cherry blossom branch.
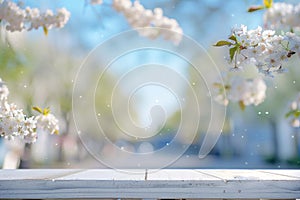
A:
[213,0,300,128]
[0,78,59,143]
[214,25,300,77]
[248,0,300,33]
[0,1,70,34]
[0,0,183,44]
[112,0,183,45]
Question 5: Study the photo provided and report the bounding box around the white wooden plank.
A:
[56,169,145,180]
[0,169,299,199]
[259,170,300,179]
[197,169,300,181]
[0,179,299,199]
[0,169,83,180]
[147,169,221,180]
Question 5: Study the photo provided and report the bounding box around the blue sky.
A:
[24,0,265,48]
[46,0,263,126]
[22,0,296,126]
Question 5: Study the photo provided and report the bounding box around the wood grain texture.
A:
[0,169,299,199]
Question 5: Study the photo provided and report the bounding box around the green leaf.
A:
[43,26,48,36]
[285,110,293,118]
[228,35,237,42]
[213,40,233,47]
[213,83,222,88]
[224,85,231,90]
[239,101,246,111]
[247,5,264,12]
[43,107,50,115]
[32,106,43,114]
[294,110,300,118]
[229,45,238,62]
[285,110,300,118]
[263,0,273,8]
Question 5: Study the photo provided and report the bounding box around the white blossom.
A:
[35,113,59,135]
[0,1,25,31]
[0,79,9,101]
[0,78,59,143]
[264,2,300,32]
[21,117,37,144]
[223,25,300,76]
[214,93,229,106]
[0,1,70,32]
[285,32,300,57]
[214,76,267,108]
[112,0,183,45]
[1,0,182,44]
[292,118,300,128]
[0,102,25,140]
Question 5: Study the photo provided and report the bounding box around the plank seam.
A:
[259,170,300,179]
[194,170,227,182]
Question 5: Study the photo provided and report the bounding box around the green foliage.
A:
[43,107,50,115]
[43,26,48,36]
[0,41,29,81]
[32,106,51,115]
[32,106,43,114]
[247,0,273,12]
[263,0,273,8]
[229,45,238,62]
[213,34,240,62]
[213,83,230,94]
[286,156,300,166]
[239,101,246,111]
[0,36,36,115]
[228,35,237,42]
[247,5,264,12]
[285,109,300,118]
[213,40,233,47]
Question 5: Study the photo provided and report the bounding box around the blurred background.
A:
[1,0,300,169]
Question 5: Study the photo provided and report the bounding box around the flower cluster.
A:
[215,25,300,77]
[0,0,183,44]
[113,0,183,45]
[0,79,59,143]
[0,80,9,101]
[0,1,70,32]
[286,94,300,128]
[35,112,59,135]
[214,76,267,109]
[264,2,300,32]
